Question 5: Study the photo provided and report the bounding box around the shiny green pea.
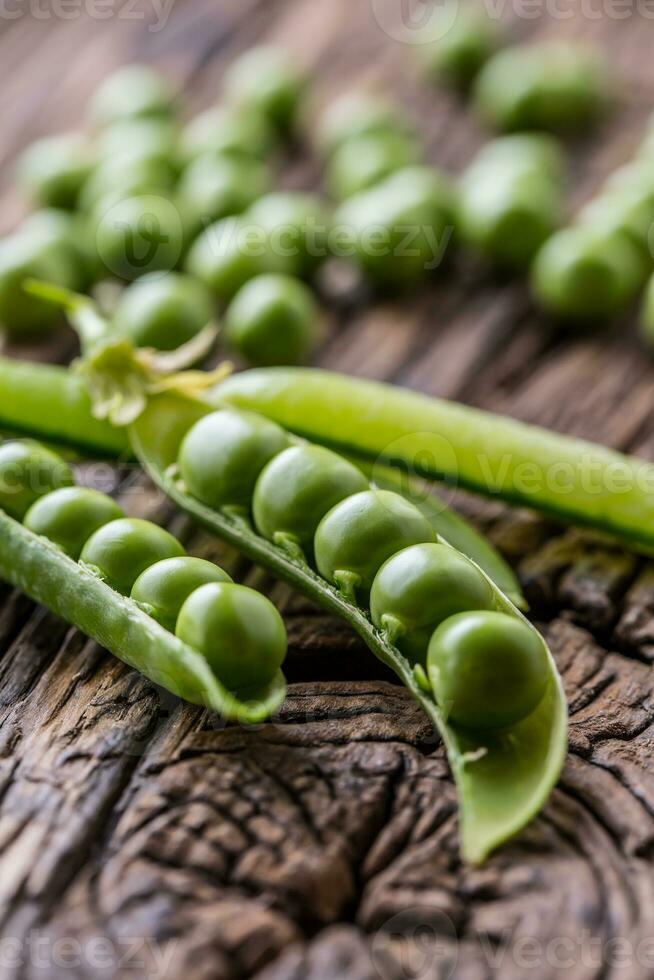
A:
[427,611,549,731]
[80,517,185,595]
[180,104,276,163]
[185,216,262,302]
[0,441,74,520]
[464,133,565,184]
[89,64,174,126]
[97,117,180,168]
[577,187,654,263]
[93,194,184,281]
[415,2,499,87]
[176,581,286,691]
[333,165,454,287]
[131,556,233,632]
[458,168,562,270]
[531,227,645,320]
[326,130,421,201]
[113,272,214,351]
[246,192,328,278]
[316,92,410,157]
[0,233,78,337]
[252,445,368,556]
[20,209,96,292]
[79,153,175,213]
[474,41,608,133]
[314,489,436,601]
[223,46,305,132]
[178,409,288,510]
[178,152,270,232]
[17,133,94,210]
[370,543,496,663]
[224,273,318,367]
[24,487,124,560]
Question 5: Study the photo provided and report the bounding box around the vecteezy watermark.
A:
[0,932,178,976]
[0,0,175,31]
[371,907,459,980]
[94,194,184,280]
[370,0,654,44]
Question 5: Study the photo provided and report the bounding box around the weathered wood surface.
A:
[2,2,654,978]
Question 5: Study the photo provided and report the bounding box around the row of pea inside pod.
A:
[0,439,286,692]
[175,408,550,732]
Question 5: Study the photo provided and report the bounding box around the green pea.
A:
[246,192,328,278]
[178,153,270,232]
[531,227,645,320]
[314,489,436,601]
[252,445,368,555]
[176,581,286,691]
[0,233,78,338]
[223,46,305,132]
[97,117,180,168]
[178,409,288,510]
[113,272,214,351]
[93,194,184,281]
[131,556,233,632]
[427,610,549,731]
[181,104,276,163]
[0,441,74,521]
[24,487,124,560]
[464,133,565,184]
[224,273,318,367]
[80,517,185,595]
[458,168,562,270]
[333,165,454,287]
[79,153,175,213]
[185,216,262,302]
[370,543,495,663]
[17,133,94,210]
[415,2,499,87]
[577,187,654,263]
[316,92,410,157]
[326,130,421,201]
[21,209,96,292]
[639,272,654,351]
[90,64,174,126]
[474,41,608,133]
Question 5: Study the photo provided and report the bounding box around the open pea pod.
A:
[0,354,523,606]
[217,367,654,554]
[0,506,286,723]
[130,391,567,864]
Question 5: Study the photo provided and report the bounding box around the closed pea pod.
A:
[370,542,496,663]
[24,487,124,560]
[131,556,233,632]
[178,409,288,511]
[253,444,368,556]
[0,440,74,520]
[80,517,185,595]
[428,611,549,731]
[224,274,318,367]
[314,489,435,601]
[176,582,287,691]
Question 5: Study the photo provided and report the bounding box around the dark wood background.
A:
[2,2,654,978]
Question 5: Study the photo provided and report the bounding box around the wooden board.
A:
[2,3,654,978]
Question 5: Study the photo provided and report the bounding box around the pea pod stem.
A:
[217,367,654,554]
[130,392,567,864]
[0,355,521,602]
[0,509,286,723]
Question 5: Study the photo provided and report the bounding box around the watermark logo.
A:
[371,907,458,980]
[370,0,460,44]
[95,194,183,279]
[0,0,175,32]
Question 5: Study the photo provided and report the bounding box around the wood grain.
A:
[3,2,654,977]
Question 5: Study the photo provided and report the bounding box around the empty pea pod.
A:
[0,439,287,722]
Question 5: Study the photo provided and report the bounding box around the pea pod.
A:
[0,355,521,603]
[218,367,654,555]
[0,507,284,721]
[128,391,566,863]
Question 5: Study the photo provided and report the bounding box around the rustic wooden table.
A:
[2,2,654,978]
